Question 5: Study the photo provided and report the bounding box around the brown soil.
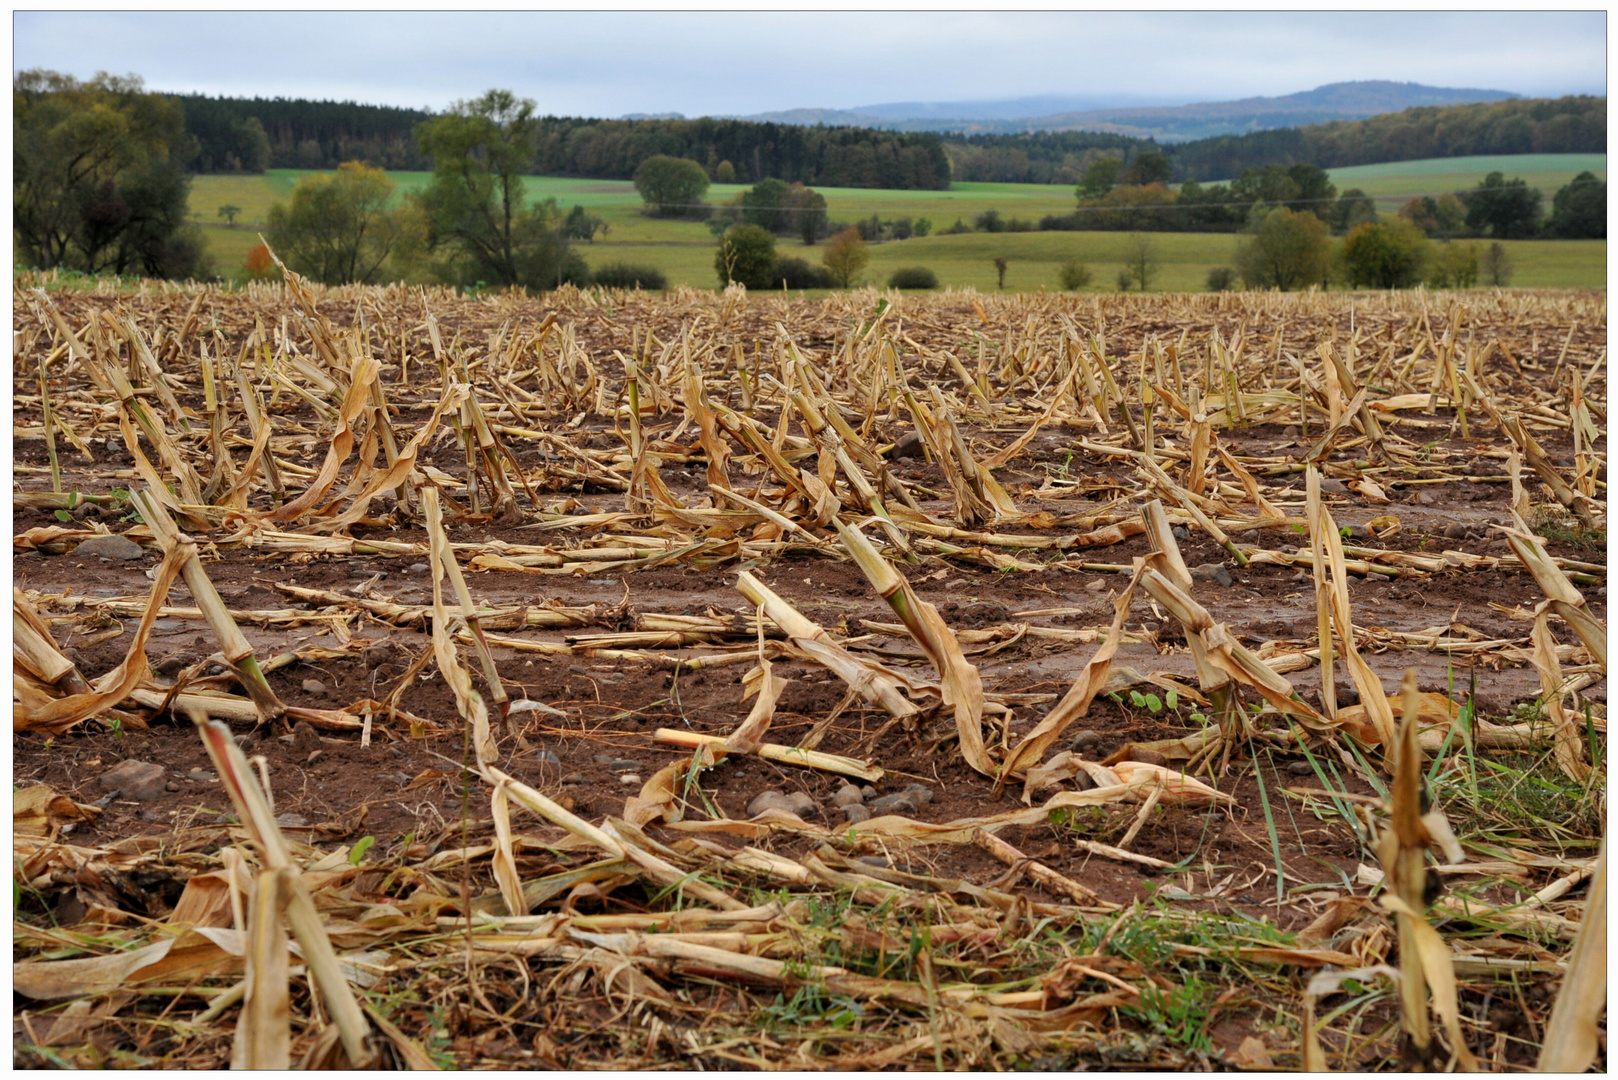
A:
[13,286,1605,1070]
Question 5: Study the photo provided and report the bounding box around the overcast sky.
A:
[13,10,1608,117]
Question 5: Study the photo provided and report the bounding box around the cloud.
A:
[14,11,1606,117]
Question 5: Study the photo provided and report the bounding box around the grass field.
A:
[188,155,1606,290]
[1325,153,1607,210]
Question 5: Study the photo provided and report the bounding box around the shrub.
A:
[1116,268,1134,291]
[887,266,938,290]
[714,224,777,289]
[1234,207,1332,291]
[1206,266,1237,291]
[1426,242,1479,288]
[1005,217,1034,232]
[769,256,836,290]
[821,228,870,287]
[1057,258,1092,291]
[1482,241,1513,286]
[974,208,1005,233]
[888,217,913,240]
[243,243,278,281]
[1341,218,1429,289]
[1040,213,1082,231]
[591,262,666,290]
[941,217,971,235]
[912,217,932,237]
[855,214,884,242]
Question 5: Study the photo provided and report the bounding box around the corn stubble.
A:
[11,266,1606,1070]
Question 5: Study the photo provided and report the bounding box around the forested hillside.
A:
[171,95,951,189]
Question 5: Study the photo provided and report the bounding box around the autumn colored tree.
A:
[821,227,869,287]
[242,242,278,280]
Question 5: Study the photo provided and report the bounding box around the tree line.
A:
[166,92,951,189]
[941,95,1606,183]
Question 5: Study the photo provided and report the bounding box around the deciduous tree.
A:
[1236,207,1333,290]
[1341,219,1429,289]
[1463,171,1542,239]
[266,161,402,284]
[14,69,208,278]
[821,227,870,288]
[714,224,777,289]
[1546,171,1605,239]
[415,89,581,290]
[633,154,710,217]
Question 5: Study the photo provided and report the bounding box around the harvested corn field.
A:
[13,273,1607,1070]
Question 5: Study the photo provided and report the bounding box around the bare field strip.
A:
[13,278,1606,1069]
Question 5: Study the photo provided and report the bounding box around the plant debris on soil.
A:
[13,271,1607,1070]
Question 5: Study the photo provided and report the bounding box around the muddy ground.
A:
[13,287,1606,1068]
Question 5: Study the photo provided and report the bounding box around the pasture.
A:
[186,155,1607,291]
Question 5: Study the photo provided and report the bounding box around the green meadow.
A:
[187,154,1606,291]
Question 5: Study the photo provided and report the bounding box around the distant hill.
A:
[741,82,1520,141]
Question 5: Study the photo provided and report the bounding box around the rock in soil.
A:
[832,784,865,807]
[1287,760,1315,776]
[902,783,935,804]
[292,721,323,754]
[842,804,871,824]
[98,760,166,802]
[301,678,327,696]
[867,792,919,816]
[746,790,798,818]
[1317,478,1348,494]
[1126,747,1170,767]
[1071,729,1102,753]
[890,430,926,459]
[784,792,817,818]
[1191,562,1234,587]
[75,534,145,561]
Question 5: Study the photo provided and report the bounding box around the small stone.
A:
[842,804,871,824]
[1282,426,1300,438]
[538,750,561,769]
[274,812,309,828]
[832,785,865,808]
[383,773,413,788]
[861,785,879,802]
[291,721,322,754]
[1085,578,1107,593]
[1126,747,1170,767]
[857,855,889,868]
[76,534,145,561]
[1417,492,1436,506]
[165,780,180,792]
[407,563,429,573]
[99,760,166,802]
[1190,563,1233,588]
[587,578,616,586]
[187,768,215,782]
[747,790,798,818]
[153,619,186,630]
[891,430,925,459]
[784,792,817,817]
[301,678,327,696]
[364,646,392,669]
[71,500,105,520]
[867,792,919,816]
[562,773,587,786]
[902,783,935,805]
[1171,526,1189,540]
[1317,478,1348,495]
[1287,760,1315,776]
[1342,524,1371,540]
[1070,729,1101,752]
[607,760,644,773]
[306,750,325,765]
[1072,770,1096,791]
[619,774,642,786]
[1443,522,1469,539]
[154,652,201,676]
[237,736,257,755]
[593,754,615,764]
